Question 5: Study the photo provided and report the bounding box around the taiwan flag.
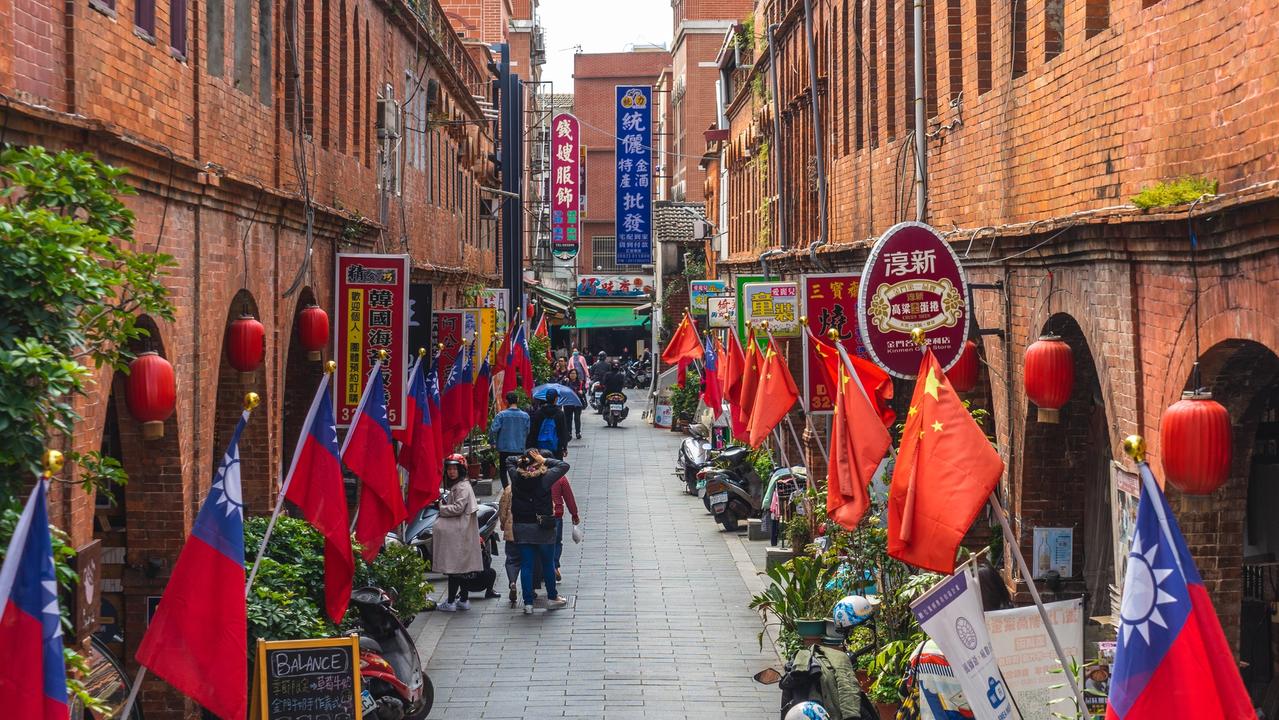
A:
[440,346,473,452]
[472,356,492,431]
[0,478,68,720]
[281,374,354,624]
[135,411,253,720]
[700,335,723,418]
[1106,462,1254,720]
[502,325,534,397]
[342,362,407,562]
[403,356,443,515]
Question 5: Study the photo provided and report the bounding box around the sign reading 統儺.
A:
[335,253,409,429]
[742,281,800,338]
[614,86,652,266]
[550,113,581,259]
[858,221,970,378]
[707,294,736,329]
[802,273,866,414]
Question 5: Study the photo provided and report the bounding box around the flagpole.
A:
[346,356,386,532]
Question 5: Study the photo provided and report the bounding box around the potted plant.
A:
[750,552,841,647]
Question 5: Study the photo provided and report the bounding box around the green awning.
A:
[565,306,652,330]
[530,285,574,313]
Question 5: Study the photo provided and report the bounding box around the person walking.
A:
[551,473,580,581]
[569,348,590,380]
[434,454,483,612]
[510,449,569,614]
[488,391,530,487]
[563,368,586,440]
[527,389,570,460]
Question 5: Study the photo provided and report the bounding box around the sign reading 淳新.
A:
[614,86,652,266]
[802,274,866,414]
[335,253,409,429]
[857,221,970,378]
[912,570,1015,720]
[743,281,800,338]
[550,113,581,259]
[252,636,362,720]
[576,274,654,298]
[707,294,736,329]
[689,280,727,315]
[985,598,1083,720]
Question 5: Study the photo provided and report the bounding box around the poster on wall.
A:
[688,280,728,316]
[707,294,736,329]
[478,287,509,330]
[614,85,653,266]
[335,253,409,429]
[550,113,581,259]
[857,221,971,378]
[1032,527,1074,579]
[802,273,866,414]
[734,275,766,344]
[984,598,1084,719]
[1110,462,1140,596]
[742,281,800,338]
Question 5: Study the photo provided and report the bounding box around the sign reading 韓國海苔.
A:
[858,222,970,378]
[550,113,581,259]
[335,254,409,429]
[614,86,652,266]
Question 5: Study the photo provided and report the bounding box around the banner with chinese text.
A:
[742,281,800,338]
[550,113,581,259]
[707,294,736,329]
[433,310,466,372]
[734,275,766,344]
[335,254,409,429]
[802,273,865,414]
[614,86,652,266]
[689,280,727,316]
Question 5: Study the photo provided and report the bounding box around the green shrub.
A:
[1130,177,1217,210]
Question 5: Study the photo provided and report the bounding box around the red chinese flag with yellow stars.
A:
[746,344,799,448]
[660,313,703,368]
[887,348,1004,574]
[827,353,893,530]
[735,328,763,437]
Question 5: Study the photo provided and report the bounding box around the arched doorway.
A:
[1178,339,1279,703]
[1019,314,1114,639]
[281,289,326,472]
[212,290,272,515]
[957,336,1001,555]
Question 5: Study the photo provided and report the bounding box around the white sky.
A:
[538,0,673,92]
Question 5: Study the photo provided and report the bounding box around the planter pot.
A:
[795,618,826,639]
[467,461,481,478]
[874,702,899,720]
[855,669,872,694]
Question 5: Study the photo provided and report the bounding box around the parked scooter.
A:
[698,445,763,530]
[398,492,500,567]
[676,424,713,495]
[588,381,605,414]
[352,586,434,720]
[624,358,651,388]
[603,391,629,427]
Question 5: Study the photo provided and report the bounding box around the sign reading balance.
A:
[550,113,581,259]
[614,86,653,266]
[336,253,409,429]
[858,222,970,378]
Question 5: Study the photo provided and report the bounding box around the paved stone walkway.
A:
[416,391,779,719]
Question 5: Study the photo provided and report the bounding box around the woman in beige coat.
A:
[434,454,483,611]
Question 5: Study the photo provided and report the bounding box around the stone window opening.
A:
[170,0,187,57]
[258,0,271,103]
[1044,0,1064,62]
[976,0,991,94]
[1011,0,1027,78]
[134,0,156,39]
[233,0,253,93]
[1085,0,1109,38]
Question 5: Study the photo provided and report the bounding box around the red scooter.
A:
[351,587,434,720]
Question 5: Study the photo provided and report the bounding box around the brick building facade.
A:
[704,0,1279,699]
[1,0,498,713]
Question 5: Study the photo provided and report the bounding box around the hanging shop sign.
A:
[802,273,866,414]
[857,221,970,378]
[707,294,736,329]
[614,86,653,266]
[984,598,1084,720]
[251,636,362,720]
[734,275,766,344]
[550,113,581,259]
[463,307,498,368]
[407,282,433,361]
[335,253,409,429]
[742,281,800,338]
[478,288,509,330]
[576,274,654,298]
[433,309,466,371]
[912,570,1015,720]
[688,280,728,315]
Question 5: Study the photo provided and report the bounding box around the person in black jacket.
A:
[602,361,626,394]
[509,450,570,614]
[526,390,570,459]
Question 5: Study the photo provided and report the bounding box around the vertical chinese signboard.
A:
[335,254,409,429]
[742,281,800,338]
[433,310,465,371]
[550,113,581,259]
[614,86,652,266]
[802,273,864,413]
[858,221,970,378]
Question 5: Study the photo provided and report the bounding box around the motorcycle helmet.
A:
[784,701,830,720]
[443,453,468,479]
[597,351,607,358]
[831,594,881,631]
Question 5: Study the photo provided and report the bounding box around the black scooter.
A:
[398,491,500,567]
[352,586,434,720]
[603,391,629,427]
[700,446,764,531]
[677,426,712,495]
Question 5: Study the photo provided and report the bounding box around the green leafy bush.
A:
[1130,177,1217,210]
[528,334,552,385]
[669,380,700,422]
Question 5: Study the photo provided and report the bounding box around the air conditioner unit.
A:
[692,219,712,241]
[377,97,400,139]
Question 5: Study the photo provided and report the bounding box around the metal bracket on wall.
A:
[969,280,1007,339]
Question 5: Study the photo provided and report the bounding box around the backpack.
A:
[535,416,559,451]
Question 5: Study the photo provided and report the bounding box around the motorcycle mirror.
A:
[386,587,400,604]
[753,668,782,685]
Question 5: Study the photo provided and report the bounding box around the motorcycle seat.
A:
[718,446,749,464]
[358,635,384,655]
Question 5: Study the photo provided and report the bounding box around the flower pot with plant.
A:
[750,552,843,649]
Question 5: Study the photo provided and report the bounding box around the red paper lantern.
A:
[947,340,980,393]
[1025,335,1074,423]
[227,314,266,379]
[298,305,329,361]
[127,351,176,440]
[1161,391,1232,495]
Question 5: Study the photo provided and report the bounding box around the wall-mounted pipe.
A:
[802,0,830,265]
[767,23,789,252]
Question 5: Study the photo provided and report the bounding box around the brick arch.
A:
[281,287,328,471]
[211,289,273,515]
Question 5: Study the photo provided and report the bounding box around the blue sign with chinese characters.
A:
[614,85,652,266]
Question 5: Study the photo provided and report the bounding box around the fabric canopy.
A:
[530,284,574,313]
[565,305,651,330]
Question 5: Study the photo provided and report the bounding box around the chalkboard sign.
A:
[252,635,363,719]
